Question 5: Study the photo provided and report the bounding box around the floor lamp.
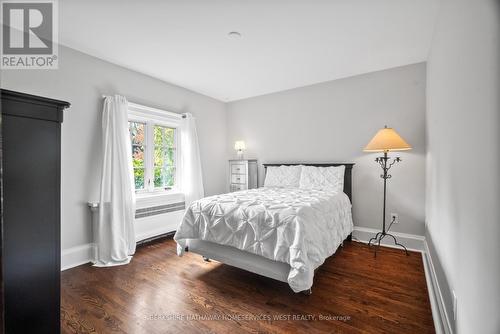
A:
[364,126,412,257]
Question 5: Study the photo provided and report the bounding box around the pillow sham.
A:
[299,165,345,192]
[264,165,302,188]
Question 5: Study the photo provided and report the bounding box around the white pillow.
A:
[299,165,345,192]
[264,165,302,188]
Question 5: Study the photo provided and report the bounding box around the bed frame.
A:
[184,162,354,294]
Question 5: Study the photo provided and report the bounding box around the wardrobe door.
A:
[1,89,69,334]
[0,107,4,334]
[2,113,61,334]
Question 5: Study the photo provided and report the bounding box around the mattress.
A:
[174,187,353,292]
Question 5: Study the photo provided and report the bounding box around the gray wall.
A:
[426,0,500,333]
[227,63,426,235]
[0,45,227,251]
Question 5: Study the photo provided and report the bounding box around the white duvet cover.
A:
[174,187,353,292]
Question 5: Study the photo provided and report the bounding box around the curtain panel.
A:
[95,95,136,267]
[180,113,204,207]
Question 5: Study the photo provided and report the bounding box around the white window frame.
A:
[128,102,182,195]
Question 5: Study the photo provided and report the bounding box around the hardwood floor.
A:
[61,239,435,334]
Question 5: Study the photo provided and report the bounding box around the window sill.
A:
[135,191,184,209]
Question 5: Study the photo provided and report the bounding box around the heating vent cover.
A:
[135,202,185,219]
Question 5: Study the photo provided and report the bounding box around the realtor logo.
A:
[1,0,58,69]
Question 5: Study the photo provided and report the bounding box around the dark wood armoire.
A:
[0,89,70,334]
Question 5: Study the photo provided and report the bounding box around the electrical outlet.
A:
[453,290,458,320]
[390,213,399,223]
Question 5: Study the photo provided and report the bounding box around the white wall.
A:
[426,0,500,333]
[0,45,227,251]
[227,63,426,235]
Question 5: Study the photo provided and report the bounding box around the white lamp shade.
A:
[234,141,246,151]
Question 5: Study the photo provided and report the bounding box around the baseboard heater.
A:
[87,201,185,247]
[135,202,185,218]
[87,201,185,219]
[136,231,176,246]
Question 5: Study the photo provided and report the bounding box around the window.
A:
[129,121,147,190]
[153,125,176,189]
[128,103,180,194]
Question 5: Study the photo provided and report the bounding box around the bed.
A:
[174,163,354,294]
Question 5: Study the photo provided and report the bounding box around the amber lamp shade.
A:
[364,126,412,152]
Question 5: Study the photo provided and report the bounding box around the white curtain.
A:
[180,113,204,207]
[95,95,136,267]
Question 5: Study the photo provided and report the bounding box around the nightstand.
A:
[229,159,258,192]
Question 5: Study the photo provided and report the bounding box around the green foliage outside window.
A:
[129,121,176,191]
[129,122,145,189]
[153,125,175,188]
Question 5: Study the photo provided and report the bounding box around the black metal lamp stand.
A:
[368,151,409,257]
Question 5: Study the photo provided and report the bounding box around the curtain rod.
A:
[102,95,186,119]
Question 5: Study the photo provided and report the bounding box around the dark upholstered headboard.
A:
[262,163,354,202]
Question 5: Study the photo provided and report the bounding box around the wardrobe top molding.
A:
[1,89,70,122]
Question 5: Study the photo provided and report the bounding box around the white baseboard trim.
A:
[352,226,425,252]
[423,240,453,334]
[61,243,95,271]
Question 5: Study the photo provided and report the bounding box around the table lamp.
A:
[234,140,246,160]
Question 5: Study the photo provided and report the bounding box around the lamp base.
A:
[368,231,409,258]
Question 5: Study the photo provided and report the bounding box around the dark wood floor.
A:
[61,239,434,334]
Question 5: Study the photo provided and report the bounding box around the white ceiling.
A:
[60,0,439,102]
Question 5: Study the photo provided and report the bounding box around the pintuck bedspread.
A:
[174,187,353,292]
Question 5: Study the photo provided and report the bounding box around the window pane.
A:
[132,145,145,167]
[154,166,175,188]
[154,125,175,147]
[154,147,175,167]
[129,121,145,145]
[134,168,145,190]
[129,121,146,192]
[153,125,176,189]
